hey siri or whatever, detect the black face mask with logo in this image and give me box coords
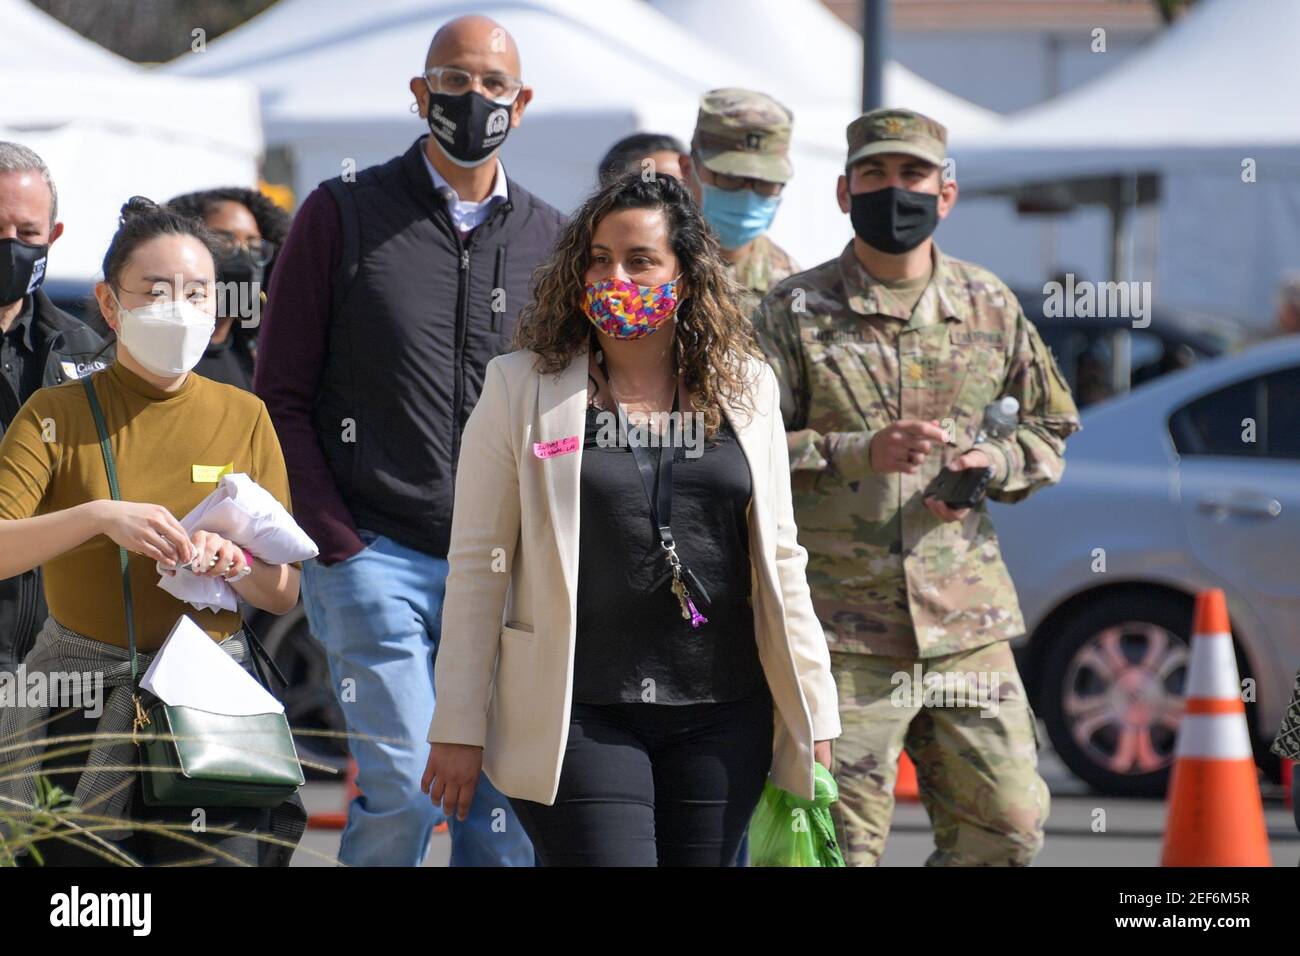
[0,237,49,305]
[426,90,512,168]
[849,186,940,255]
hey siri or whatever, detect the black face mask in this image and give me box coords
[426,90,512,167]
[849,186,940,255]
[0,237,49,305]
[217,249,265,320]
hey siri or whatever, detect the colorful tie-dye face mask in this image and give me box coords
[582,275,681,339]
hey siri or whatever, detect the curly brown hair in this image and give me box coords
[513,172,764,437]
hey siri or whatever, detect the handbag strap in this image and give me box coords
[81,375,141,684]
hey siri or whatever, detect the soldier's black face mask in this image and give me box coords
[0,236,49,305]
[425,89,512,168]
[849,186,939,255]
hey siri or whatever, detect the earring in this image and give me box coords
[410,101,419,114]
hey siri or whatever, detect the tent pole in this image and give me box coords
[1108,177,1129,283]
[862,0,888,111]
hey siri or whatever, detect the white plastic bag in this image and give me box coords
[158,473,318,612]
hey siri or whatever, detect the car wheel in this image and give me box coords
[1040,592,1193,797]
[248,603,350,780]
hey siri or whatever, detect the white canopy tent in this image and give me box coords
[0,0,263,283]
[164,0,1001,268]
[950,0,1300,326]
[648,0,1000,138]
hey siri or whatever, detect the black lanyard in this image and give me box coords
[617,385,680,552]
[612,382,712,625]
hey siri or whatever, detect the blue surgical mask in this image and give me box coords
[699,182,781,250]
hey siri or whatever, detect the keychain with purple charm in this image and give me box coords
[616,384,711,629]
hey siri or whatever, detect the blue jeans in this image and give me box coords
[300,529,534,867]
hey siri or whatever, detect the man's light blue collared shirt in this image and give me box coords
[420,136,509,234]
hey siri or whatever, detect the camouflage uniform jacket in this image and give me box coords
[730,233,800,320]
[752,241,1081,658]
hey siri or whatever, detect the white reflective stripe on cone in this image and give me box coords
[1184,633,1240,700]
[1174,713,1253,759]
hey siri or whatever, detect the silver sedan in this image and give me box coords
[993,336,1300,795]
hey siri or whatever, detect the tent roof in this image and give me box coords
[2,0,136,72]
[648,0,1001,139]
[167,0,788,124]
[953,0,1300,189]
[1,1,264,280]
[167,0,998,143]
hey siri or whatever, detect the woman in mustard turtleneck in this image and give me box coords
[0,197,302,866]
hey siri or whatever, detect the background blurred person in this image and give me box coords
[1275,271,1300,336]
[167,187,291,390]
[0,197,303,866]
[597,132,686,186]
[0,141,108,671]
[421,173,839,867]
[680,89,799,320]
[255,13,564,868]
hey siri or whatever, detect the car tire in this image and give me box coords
[1040,591,1195,797]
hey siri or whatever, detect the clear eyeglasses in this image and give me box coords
[423,67,523,105]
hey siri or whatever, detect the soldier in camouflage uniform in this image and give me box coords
[681,88,801,319]
[752,108,1081,866]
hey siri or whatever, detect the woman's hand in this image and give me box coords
[94,499,192,566]
[187,529,246,577]
[421,742,484,822]
[814,739,833,772]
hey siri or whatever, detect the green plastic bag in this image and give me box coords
[748,763,846,867]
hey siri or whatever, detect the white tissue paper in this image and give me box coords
[140,615,284,715]
[157,473,319,612]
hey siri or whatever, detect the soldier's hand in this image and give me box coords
[869,419,949,474]
[923,448,992,522]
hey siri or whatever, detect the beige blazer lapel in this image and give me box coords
[535,347,591,601]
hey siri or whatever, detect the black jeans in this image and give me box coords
[509,686,774,866]
[20,705,275,867]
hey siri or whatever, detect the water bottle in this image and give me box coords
[977,396,1019,443]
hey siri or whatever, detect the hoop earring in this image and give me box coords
[410,101,419,114]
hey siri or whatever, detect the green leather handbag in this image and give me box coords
[82,376,305,808]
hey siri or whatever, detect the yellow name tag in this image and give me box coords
[192,463,233,483]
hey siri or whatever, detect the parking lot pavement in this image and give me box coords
[291,742,1299,867]
[881,746,1299,867]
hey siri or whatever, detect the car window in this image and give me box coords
[1169,366,1300,459]
[1266,367,1300,459]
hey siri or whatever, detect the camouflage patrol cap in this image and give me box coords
[845,108,947,169]
[691,88,794,184]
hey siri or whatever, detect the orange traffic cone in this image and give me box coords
[895,751,919,801]
[1160,589,1271,866]
[308,757,360,830]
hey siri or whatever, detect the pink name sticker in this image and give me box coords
[533,435,580,459]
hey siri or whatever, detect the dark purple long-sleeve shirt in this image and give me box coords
[253,188,363,565]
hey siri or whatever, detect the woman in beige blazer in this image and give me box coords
[421,173,840,866]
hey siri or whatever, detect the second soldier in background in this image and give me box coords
[754,108,1081,866]
[681,89,800,320]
